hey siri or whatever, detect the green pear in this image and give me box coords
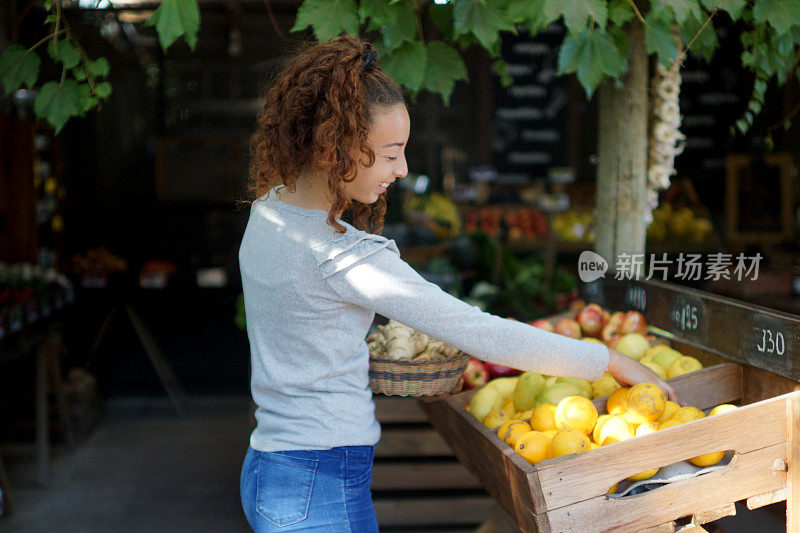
[534,382,585,407]
[469,386,502,422]
[652,349,683,370]
[485,376,519,399]
[545,376,558,387]
[512,372,545,412]
[555,377,592,398]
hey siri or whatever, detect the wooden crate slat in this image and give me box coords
[544,441,787,533]
[746,488,786,510]
[690,502,736,525]
[422,396,542,525]
[374,396,429,423]
[590,363,742,414]
[535,391,790,511]
[374,495,495,526]
[742,365,800,405]
[592,279,800,382]
[372,461,482,490]
[788,393,800,532]
[375,428,452,457]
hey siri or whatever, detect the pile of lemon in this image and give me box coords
[490,382,736,484]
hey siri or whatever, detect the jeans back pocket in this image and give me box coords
[256,451,318,527]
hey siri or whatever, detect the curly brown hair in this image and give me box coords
[249,35,405,234]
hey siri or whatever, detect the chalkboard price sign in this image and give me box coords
[581,279,605,307]
[625,283,647,313]
[744,314,791,374]
[669,293,706,338]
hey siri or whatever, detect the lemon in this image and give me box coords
[551,428,591,458]
[554,396,598,436]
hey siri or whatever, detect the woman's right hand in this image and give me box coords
[606,348,681,404]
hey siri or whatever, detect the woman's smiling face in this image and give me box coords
[344,104,410,205]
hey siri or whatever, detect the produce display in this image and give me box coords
[463,206,549,240]
[551,210,595,243]
[467,377,735,489]
[366,320,460,362]
[0,262,74,338]
[646,203,714,243]
[463,304,712,483]
[464,304,705,389]
[402,192,461,240]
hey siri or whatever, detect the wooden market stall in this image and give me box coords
[423,278,800,532]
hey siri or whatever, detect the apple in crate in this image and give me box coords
[555,319,582,339]
[575,305,605,337]
[529,319,554,332]
[484,362,521,378]
[601,312,624,342]
[620,311,648,335]
[462,358,489,389]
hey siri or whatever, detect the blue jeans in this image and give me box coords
[240,445,379,532]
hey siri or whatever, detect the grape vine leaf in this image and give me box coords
[700,0,746,20]
[34,80,82,133]
[680,11,719,62]
[659,0,702,25]
[358,0,393,31]
[508,0,557,34]
[381,40,428,93]
[381,1,417,50]
[95,81,113,99]
[453,0,515,51]
[753,0,800,35]
[145,0,200,51]
[87,57,110,77]
[428,2,454,42]
[47,39,81,69]
[608,0,634,26]
[545,0,608,34]
[292,0,359,42]
[0,44,41,95]
[422,41,467,105]
[558,30,626,98]
[644,15,678,66]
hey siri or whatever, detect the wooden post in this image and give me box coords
[788,394,800,532]
[595,18,649,274]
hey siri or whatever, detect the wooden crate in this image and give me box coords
[372,395,495,530]
[422,362,800,532]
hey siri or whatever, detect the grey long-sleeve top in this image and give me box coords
[238,187,609,452]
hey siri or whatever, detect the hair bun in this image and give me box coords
[361,49,378,70]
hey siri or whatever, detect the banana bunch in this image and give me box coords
[403,193,461,239]
[367,320,460,361]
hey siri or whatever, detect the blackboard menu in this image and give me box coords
[674,18,744,212]
[492,25,569,184]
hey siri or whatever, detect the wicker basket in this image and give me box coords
[369,351,470,397]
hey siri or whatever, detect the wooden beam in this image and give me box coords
[595,18,649,269]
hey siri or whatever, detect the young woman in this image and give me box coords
[238,35,677,532]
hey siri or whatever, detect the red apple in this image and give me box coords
[462,358,489,389]
[554,318,582,339]
[484,362,521,378]
[619,311,647,335]
[601,312,624,343]
[575,306,605,337]
[587,303,611,322]
[529,319,555,332]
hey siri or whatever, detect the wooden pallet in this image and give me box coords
[422,362,800,532]
[373,395,495,530]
